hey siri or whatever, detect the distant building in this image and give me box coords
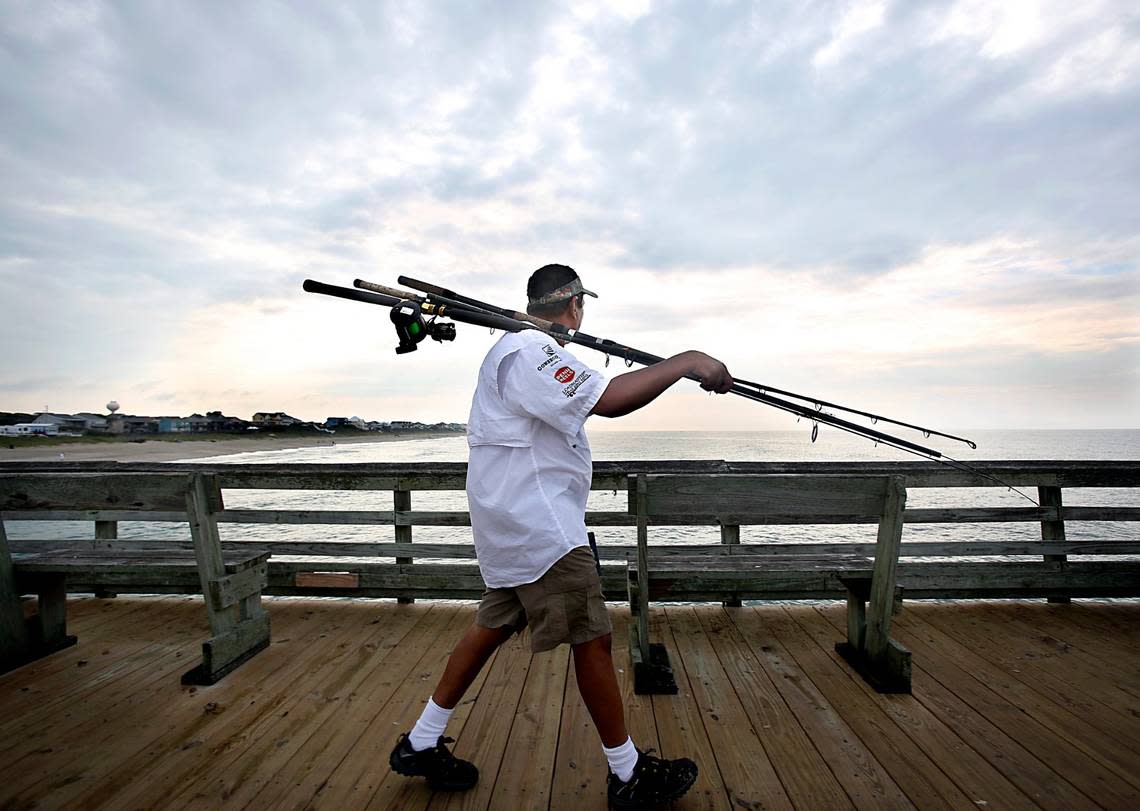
[157,416,191,433]
[324,417,349,429]
[31,413,87,434]
[107,415,158,435]
[252,412,300,428]
[74,412,109,433]
[0,423,60,436]
[203,411,248,432]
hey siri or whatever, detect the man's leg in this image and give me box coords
[572,633,627,747]
[432,621,514,708]
[391,621,515,791]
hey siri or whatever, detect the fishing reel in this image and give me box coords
[390,299,456,354]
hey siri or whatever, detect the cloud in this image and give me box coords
[0,1,1136,427]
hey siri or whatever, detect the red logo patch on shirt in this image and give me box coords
[554,366,576,384]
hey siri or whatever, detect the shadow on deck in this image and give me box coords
[1,596,1138,810]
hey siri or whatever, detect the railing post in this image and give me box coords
[720,523,741,607]
[635,475,650,664]
[94,520,118,598]
[1038,485,1069,604]
[394,489,413,604]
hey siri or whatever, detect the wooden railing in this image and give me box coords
[1,461,1138,601]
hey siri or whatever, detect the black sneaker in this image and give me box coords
[607,748,698,809]
[389,732,478,791]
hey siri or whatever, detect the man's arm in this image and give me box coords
[590,351,733,418]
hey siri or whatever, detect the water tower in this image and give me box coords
[106,400,120,415]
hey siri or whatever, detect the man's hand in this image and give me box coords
[685,351,733,393]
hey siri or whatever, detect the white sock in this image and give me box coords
[409,697,454,752]
[603,736,639,783]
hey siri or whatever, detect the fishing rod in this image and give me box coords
[380,276,977,450]
[303,277,1038,504]
[358,277,977,456]
[346,278,950,457]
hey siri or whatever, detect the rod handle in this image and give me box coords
[303,279,401,307]
[355,279,422,301]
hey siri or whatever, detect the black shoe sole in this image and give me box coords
[389,744,477,791]
[609,766,698,809]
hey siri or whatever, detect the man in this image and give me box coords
[390,264,733,809]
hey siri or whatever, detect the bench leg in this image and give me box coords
[627,557,676,694]
[36,574,77,652]
[628,621,678,695]
[845,587,866,650]
[2,574,77,675]
[836,581,910,693]
[184,587,270,685]
[182,612,271,686]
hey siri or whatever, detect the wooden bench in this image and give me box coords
[0,472,270,684]
[628,474,910,694]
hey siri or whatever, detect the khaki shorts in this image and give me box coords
[475,545,612,653]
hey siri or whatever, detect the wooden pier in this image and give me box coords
[1,594,1137,810]
[2,460,1138,808]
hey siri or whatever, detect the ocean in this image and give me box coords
[8,429,1138,555]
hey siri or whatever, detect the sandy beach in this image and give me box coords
[0,431,461,463]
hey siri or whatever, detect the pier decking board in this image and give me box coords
[890,605,1140,796]
[955,605,1140,717]
[814,606,1107,811]
[0,598,1137,810]
[0,600,200,751]
[912,604,1140,755]
[692,607,856,810]
[0,595,182,712]
[662,606,792,811]
[647,610,728,811]
[169,605,461,810]
[5,599,345,810]
[786,607,1046,810]
[730,608,945,811]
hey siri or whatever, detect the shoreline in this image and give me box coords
[0,431,462,463]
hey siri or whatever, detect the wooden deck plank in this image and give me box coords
[694,607,857,810]
[663,605,794,811]
[892,608,1140,792]
[428,627,536,811]
[361,612,500,811]
[293,603,469,808]
[548,609,657,807]
[870,606,1140,807]
[359,606,507,811]
[484,641,570,810]
[730,607,953,811]
[1071,601,1140,637]
[649,609,732,810]
[170,605,461,809]
[0,594,185,696]
[980,601,1140,681]
[55,597,385,807]
[911,603,1140,752]
[1,597,1137,811]
[0,602,221,806]
[0,595,194,722]
[786,606,1042,810]
[247,606,484,810]
[610,607,662,754]
[967,604,1140,707]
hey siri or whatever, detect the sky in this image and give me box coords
[1,0,1137,434]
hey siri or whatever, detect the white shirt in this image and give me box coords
[466,329,608,588]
